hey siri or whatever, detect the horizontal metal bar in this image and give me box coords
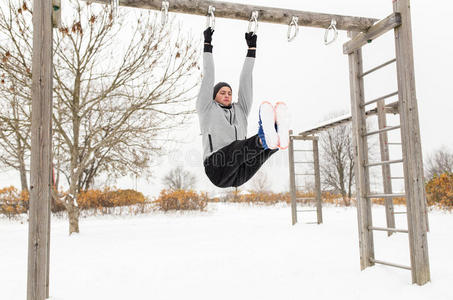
[305,222,320,225]
[366,159,403,168]
[370,258,411,271]
[393,211,407,214]
[364,125,401,137]
[293,150,313,152]
[361,58,397,77]
[391,177,405,179]
[387,142,402,145]
[295,173,315,176]
[297,210,317,212]
[366,193,406,198]
[362,91,399,107]
[368,226,408,233]
[294,161,314,164]
[296,197,316,200]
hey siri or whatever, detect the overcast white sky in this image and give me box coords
[1,0,452,197]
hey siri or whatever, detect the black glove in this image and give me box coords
[204,27,214,44]
[245,32,257,48]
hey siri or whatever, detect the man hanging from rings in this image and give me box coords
[197,26,290,188]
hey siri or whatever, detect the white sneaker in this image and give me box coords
[258,101,279,150]
[274,102,290,150]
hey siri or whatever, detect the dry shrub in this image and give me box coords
[372,197,406,206]
[425,173,453,210]
[78,188,146,209]
[154,189,207,211]
[0,186,28,218]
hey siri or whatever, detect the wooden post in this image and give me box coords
[393,0,430,285]
[52,0,61,28]
[312,138,323,224]
[348,32,374,270]
[288,130,298,225]
[27,0,53,299]
[377,100,396,236]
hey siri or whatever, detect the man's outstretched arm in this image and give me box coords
[238,32,257,118]
[197,28,215,113]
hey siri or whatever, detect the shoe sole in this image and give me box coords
[259,101,279,149]
[274,101,290,150]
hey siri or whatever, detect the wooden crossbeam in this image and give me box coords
[343,12,401,54]
[88,0,378,32]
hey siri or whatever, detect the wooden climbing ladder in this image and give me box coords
[288,131,322,225]
[344,0,430,285]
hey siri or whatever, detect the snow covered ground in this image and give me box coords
[1,203,452,300]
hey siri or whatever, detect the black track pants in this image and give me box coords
[203,134,278,188]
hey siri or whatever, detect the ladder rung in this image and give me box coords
[296,197,316,200]
[368,226,408,233]
[364,125,401,137]
[295,173,315,176]
[366,159,403,168]
[305,222,319,225]
[366,193,406,198]
[297,209,317,212]
[362,91,399,107]
[360,58,397,77]
[393,211,407,214]
[294,161,314,164]
[370,258,411,270]
[293,150,313,152]
[387,142,402,145]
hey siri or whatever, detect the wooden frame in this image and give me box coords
[288,132,322,225]
[28,1,430,297]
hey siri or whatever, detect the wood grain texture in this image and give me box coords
[288,131,298,225]
[28,0,53,299]
[393,0,430,285]
[312,139,323,224]
[343,12,401,54]
[87,0,377,31]
[377,100,396,236]
[347,31,374,270]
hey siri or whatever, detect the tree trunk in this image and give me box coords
[67,203,80,234]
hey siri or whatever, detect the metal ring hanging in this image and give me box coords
[161,0,169,26]
[206,6,215,30]
[324,19,338,45]
[287,16,299,42]
[248,11,259,34]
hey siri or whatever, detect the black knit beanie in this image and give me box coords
[213,82,232,100]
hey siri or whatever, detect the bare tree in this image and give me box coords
[320,124,355,206]
[425,147,453,179]
[0,0,200,233]
[162,166,197,191]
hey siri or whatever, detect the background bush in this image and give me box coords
[153,189,208,211]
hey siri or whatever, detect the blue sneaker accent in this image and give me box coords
[258,115,269,150]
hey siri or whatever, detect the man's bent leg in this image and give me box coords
[204,134,267,188]
[232,148,278,187]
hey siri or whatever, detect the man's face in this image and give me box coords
[214,86,232,106]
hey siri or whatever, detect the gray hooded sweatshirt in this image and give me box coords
[197,52,255,161]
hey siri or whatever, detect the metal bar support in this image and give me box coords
[366,159,403,168]
[362,91,399,107]
[364,125,401,137]
[371,259,412,270]
[361,58,397,77]
[368,226,408,233]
